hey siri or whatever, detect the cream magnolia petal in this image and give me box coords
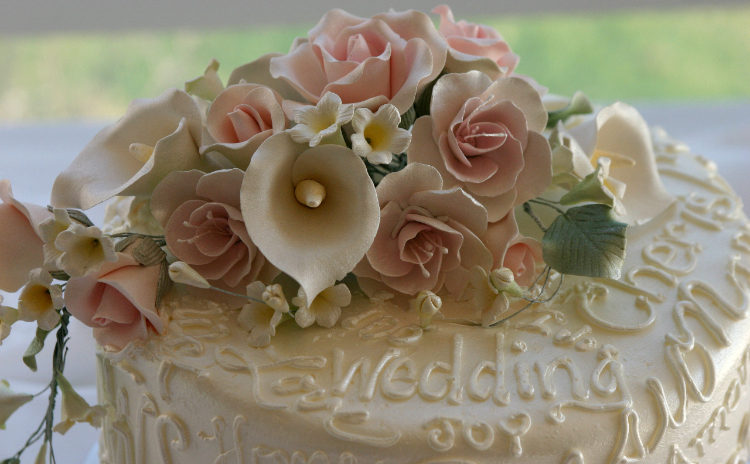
[430,71,492,134]
[242,132,379,306]
[228,53,305,102]
[376,162,443,208]
[52,89,204,210]
[592,103,676,224]
[485,77,548,133]
[513,131,553,206]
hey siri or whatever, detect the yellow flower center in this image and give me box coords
[364,123,388,151]
[21,285,53,314]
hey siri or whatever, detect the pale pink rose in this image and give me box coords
[409,72,552,222]
[503,236,543,288]
[433,5,519,79]
[354,163,493,298]
[0,180,52,292]
[65,252,164,350]
[151,169,278,302]
[269,9,447,114]
[202,83,287,170]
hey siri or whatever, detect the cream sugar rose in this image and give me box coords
[0,4,749,464]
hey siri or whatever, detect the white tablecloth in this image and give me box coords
[0,101,748,463]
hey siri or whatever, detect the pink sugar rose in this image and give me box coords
[269,8,447,114]
[409,72,552,222]
[65,252,164,350]
[354,163,493,298]
[0,180,52,292]
[433,5,519,79]
[151,169,278,303]
[503,235,543,288]
[202,83,287,170]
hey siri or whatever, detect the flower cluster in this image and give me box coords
[0,6,676,460]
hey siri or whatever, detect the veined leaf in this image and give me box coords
[542,204,627,279]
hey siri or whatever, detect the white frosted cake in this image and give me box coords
[93,147,750,464]
[1,5,748,464]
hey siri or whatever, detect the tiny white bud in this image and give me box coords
[489,267,524,298]
[168,262,210,289]
[261,284,290,313]
[412,290,442,328]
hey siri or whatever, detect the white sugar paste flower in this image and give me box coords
[18,269,63,331]
[410,290,442,328]
[0,296,19,345]
[292,283,351,329]
[469,265,522,327]
[0,380,33,430]
[563,102,675,224]
[351,104,412,164]
[290,92,354,147]
[38,208,74,270]
[241,132,379,308]
[102,196,164,237]
[54,224,117,278]
[51,89,206,210]
[168,262,211,289]
[53,371,106,435]
[238,281,289,347]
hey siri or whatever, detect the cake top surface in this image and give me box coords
[0,4,743,462]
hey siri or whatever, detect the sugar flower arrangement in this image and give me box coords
[0,5,674,462]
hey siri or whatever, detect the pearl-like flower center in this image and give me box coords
[295,179,327,208]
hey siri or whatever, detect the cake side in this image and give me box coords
[96,148,750,464]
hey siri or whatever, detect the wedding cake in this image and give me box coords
[0,5,748,464]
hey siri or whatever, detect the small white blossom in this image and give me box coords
[292,283,351,328]
[53,371,106,435]
[54,224,117,278]
[469,266,523,327]
[38,208,74,270]
[351,104,411,164]
[238,282,289,347]
[0,296,19,345]
[18,269,63,331]
[290,92,353,147]
[0,380,33,430]
[410,290,442,328]
[168,261,211,289]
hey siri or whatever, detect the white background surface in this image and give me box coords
[0,101,749,462]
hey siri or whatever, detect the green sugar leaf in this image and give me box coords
[542,204,627,279]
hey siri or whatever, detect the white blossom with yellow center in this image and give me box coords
[290,92,354,147]
[38,207,74,270]
[237,281,290,347]
[351,104,412,165]
[17,268,63,331]
[53,370,106,435]
[292,283,351,328]
[54,224,116,278]
[0,296,19,345]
